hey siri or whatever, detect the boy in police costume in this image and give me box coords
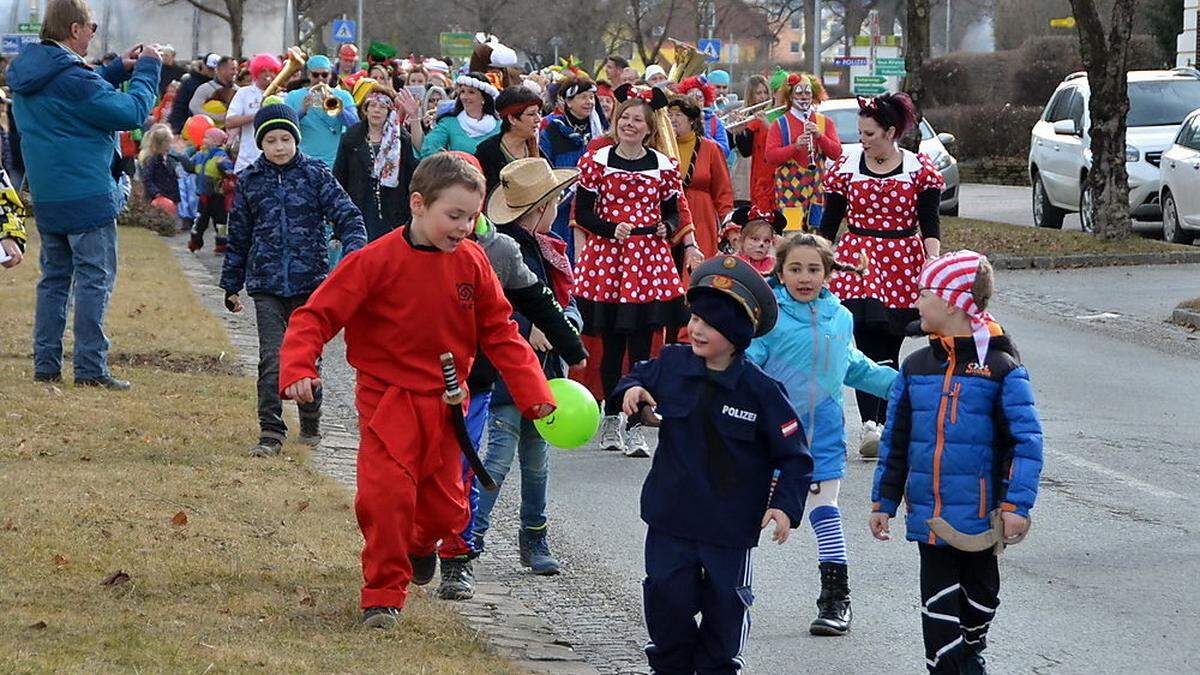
[617,256,814,673]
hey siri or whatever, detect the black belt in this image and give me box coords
[848,225,919,239]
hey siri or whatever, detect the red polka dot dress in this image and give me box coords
[573,146,688,333]
[822,148,945,332]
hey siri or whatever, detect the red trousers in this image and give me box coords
[354,379,470,609]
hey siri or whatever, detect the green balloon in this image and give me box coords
[534,378,601,449]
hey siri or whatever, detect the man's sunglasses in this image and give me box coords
[311,71,332,80]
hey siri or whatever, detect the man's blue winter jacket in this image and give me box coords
[872,328,1044,546]
[220,152,367,298]
[7,42,160,234]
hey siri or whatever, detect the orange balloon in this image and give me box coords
[183,114,216,147]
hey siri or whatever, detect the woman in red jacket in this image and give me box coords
[667,95,733,258]
[732,74,778,214]
[764,72,841,233]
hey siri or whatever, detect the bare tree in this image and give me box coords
[1069,0,1136,239]
[903,0,931,110]
[161,0,246,59]
[626,0,685,66]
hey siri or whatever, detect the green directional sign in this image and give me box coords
[876,57,906,76]
[853,75,887,95]
[439,32,474,59]
[18,22,40,33]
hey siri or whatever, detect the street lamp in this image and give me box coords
[550,36,563,65]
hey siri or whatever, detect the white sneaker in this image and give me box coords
[599,414,626,452]
[859,421,881,460]
[624,425,651,458]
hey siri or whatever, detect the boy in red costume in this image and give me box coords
[277,152,555,629]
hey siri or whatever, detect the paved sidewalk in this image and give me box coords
[170,236,599,674]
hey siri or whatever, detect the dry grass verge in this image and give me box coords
[0,227,518,673]
[941,217,1192,259]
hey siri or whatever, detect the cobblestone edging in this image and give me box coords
[167,236,600,674]
[991,250,1200,270]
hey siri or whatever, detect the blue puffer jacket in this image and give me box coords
[220,152,367,298]
[747,285,896,481]
[7,43,160,234]
[872,327,1044,546]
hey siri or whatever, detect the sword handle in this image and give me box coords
[440,352,465,404]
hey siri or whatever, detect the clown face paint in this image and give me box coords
[791,81,813,114]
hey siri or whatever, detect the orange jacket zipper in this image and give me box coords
[929,339,956,544]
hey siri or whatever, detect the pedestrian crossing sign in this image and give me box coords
[332,19,356,43]
[698,38,722,63]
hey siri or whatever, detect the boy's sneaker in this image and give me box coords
[187,234,203,252]
[361,606,401,629]
[409,552,437,586]
[598,414,626,452]
[298,418,321,446]
[249,438,282,458]
[436,555,474,600]
[624,425,650,458]
[859,421,881,460]
[518,526,561,575]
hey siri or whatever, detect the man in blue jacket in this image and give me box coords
[8,0,162,390]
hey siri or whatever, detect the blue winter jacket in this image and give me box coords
[871,328,1044,546]
[7,43,160,234]
[220,152,367,298]
[747,285,896,482]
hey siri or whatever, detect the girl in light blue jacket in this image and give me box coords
[746,233,897,637]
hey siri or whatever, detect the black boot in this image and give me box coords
[810,562,852,636]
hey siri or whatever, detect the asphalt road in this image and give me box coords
[958,183,1163,236]
[490,262,1200,674]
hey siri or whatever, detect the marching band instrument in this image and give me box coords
[263,46,306,98]
[665,39,709,83]
[310,83,343,117]
[718,99,773,123]
[724,105,786,131]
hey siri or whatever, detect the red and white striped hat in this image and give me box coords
[918,250,994,364]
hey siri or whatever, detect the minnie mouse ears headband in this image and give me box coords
[729,204,786,236]
[613,83,669,111]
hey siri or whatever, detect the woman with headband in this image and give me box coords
[418,71,500,157]
[474,86,543,193]
[540,74,606,260]
[334,84,418,242]
[818,92,945,459]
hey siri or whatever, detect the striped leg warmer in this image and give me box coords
[809,505,848,565]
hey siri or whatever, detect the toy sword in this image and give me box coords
[440,353,497,491]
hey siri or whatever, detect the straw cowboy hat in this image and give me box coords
[485,158,579,225]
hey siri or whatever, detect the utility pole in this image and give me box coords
[192,8,200,59]
[944,0,952,54]
[810,0,822,77]
[357,0,364,48]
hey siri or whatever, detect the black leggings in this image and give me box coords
[853,324,905,424]
[601,328,655,415]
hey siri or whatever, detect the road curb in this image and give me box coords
[991,251,1200,270]
[1170,307,1200,330]
[167,235,599,675]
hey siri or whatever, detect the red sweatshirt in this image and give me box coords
[764,110,841,169]
[278,228,553,415]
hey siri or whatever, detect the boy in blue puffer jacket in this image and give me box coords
[746,233,896,637]
[869,250,1043,675]
[220,103,367,458]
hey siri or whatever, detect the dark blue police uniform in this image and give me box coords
[615,345,813,674]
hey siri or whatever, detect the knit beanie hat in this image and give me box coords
[253,103,301,148]
[688,290,753,352]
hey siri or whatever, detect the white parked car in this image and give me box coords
[1159,108,1200,244]
[1028,68,1200,231]
[818,98,960,216]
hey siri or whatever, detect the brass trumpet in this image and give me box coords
[311,83,343,117]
